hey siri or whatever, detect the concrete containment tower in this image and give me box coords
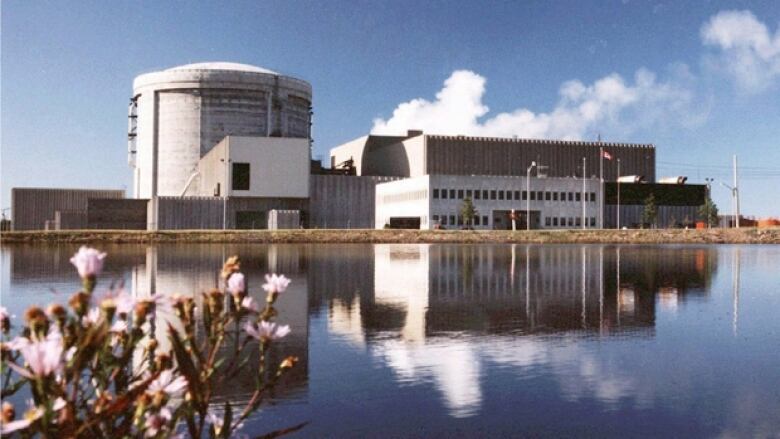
[128,62,312,198]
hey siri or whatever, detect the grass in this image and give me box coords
[2,227,779,244]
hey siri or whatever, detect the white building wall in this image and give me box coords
[198,136,309,199]
[375,175,431,228]
[375,175,602,230]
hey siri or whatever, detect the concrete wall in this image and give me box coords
[375,176,431,228]
[309,175,399,228]
[268,210,301,230]
[11,188,124,230]
[132,64,312,198]
[149,196,307,230]
[362,135,426,177]
[198,136,310,198]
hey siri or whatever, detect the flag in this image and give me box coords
[602,150,613,160]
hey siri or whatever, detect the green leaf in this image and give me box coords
[168,324,202,405]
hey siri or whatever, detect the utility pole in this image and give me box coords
[705,177,714,228]
[582,157,586,229]
[526,161,536,231]
[733,154,740,228]
[617,158,621,230]
[599,142,604,229]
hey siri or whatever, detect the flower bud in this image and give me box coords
[206,289,224,316]
[134,300,153,321]
[0,307,10,334]
[220,256,241,279]
[155,353,172,371]
[24,306,48,336]
[68,292,90,317]
[280,356,299,371]
[1,401,14,423]
[100,298,117,322]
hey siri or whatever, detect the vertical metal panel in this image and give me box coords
[11,188,124,230]
[424,136,654,181]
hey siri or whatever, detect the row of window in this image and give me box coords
[433,214,489,227]
[381,189,428,204]
[432,188,596,203]
[546,217,597,227]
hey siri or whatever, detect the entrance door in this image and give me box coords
[388,217,421,229]
[236,211,266,229]
[492,210,540,230]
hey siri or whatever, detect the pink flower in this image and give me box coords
[69,246,107,278]
[103,289,135,315]
[241,297,259,312]
[110,320,128,333]
[244,320,290,342]
[261,274,291,294]
[148,370,188,398]
[144,407,172,437]
[18,335,64,377]
[81,308,101,327]
[227,272,246,295]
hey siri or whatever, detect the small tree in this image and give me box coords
[460,197,478,229]
[642,194,658,229]
[698,196,719,228]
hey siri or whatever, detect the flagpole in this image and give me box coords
[599,145,604,229]
[617,158,621,230]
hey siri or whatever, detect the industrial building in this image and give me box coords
[10,62,707,231]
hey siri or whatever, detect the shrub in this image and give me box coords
[0,247,299,438]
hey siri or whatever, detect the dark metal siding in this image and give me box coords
[11,188,124,230]
[424,136,655,181]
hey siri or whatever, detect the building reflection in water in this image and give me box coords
[322,244,717,418]
[5,243,720,421]
[129,244,310,406]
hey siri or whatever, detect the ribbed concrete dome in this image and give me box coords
[165,62,279,75]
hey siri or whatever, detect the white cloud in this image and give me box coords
[701,10,780,92]
[371,67,701,140]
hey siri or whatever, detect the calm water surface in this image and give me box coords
[1,243,779,438]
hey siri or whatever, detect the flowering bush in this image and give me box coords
[0,247,299,438]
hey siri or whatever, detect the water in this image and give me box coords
[2,243,779,437]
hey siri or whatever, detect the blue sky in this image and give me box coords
[2,0,779,217]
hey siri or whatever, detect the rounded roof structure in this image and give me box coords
[133,61,311,94]
[165,62,278,75]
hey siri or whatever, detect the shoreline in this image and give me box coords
[1,228,779,244]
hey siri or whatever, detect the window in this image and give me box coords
[590,217,596,227]
[441,216,447,225]
[560,192,566,201]
[530,191,536,201]
[433,215,440,222]
[232,163,250,191]
[491,190,497,200]
[475,190,481,200]
[537,191,543,201]
[449,189,456,199]
[522,191,528,200]
[458,189,464,199]
[546,192,552,201]
[441,189,448,199]
[576,192,581,202]
[449,215,456,225]
[590,192,596,202]
[576,217,581,226]
[514,190,520,200]
[545,217,551,226]
[551,192,557,201]
[568,217,573,226]
[568,192,574,202]
[466,190,472,198]
[474,216,480,226]
[433,189,440,199]
[560,217,566,227]
[498,190,505,200]
[553,217,559,226]
[483,215,489,226]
